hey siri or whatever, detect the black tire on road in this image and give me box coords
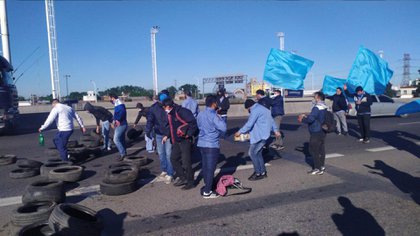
[67,140,79,148]
[100,180,137,196]
[0,154,17,166]
[22,180,65,204]
[48,203,103,236]
[10,168,40,179]
[40,161,73,177]
[16,159,43,169]
[108,162,139,172]
[46,158,63,163]
[48,166,83,182]
[12,201,56,227]
[124,155,148,168]
[79,139,100,148]
[17,221,55,236]
[104,166,138,184]
[45,148,60,158]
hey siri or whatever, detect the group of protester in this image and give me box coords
[38,84,373,198]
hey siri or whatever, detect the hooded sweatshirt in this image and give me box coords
[302,101,328,134]
[84,102,113,126]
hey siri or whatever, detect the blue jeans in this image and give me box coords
[113,124,127,157]
[53,130,73,161]
[249,139,266,174]
[102,120,111,149]
[155,134,174,176]
[200,147,219,194]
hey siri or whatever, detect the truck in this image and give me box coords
[0,55,19,134]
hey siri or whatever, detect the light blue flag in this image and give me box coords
[263,48,314,90]
[322,75,347,96]
[395,100,420,116]
[347,46,393,95]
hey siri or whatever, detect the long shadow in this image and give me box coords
[295,142,312,168]
[7,112,51,135]
[364,160,420,205]
[331,196,385,236]
[280,123,301,131]
[370,130,420,158]
[278,232,299,236]
[98,208,127,236]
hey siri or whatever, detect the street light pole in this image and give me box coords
[64,74,70,98]
[150,26,159,96]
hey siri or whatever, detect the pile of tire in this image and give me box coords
[100,163,139,196]
[123,155,148,169]
[18,203,103,236]
[127,127,143,140]
[10,158,43,179]
[79,130,102,148]
[0,154,17,166]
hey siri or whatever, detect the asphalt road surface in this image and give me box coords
[0,113,419,235]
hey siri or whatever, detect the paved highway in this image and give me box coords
[0,113,419,235]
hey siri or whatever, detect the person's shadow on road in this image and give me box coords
[370,130,420,159]
[98,208,127,236]
[365,160,420,205]
[331,196,385,236]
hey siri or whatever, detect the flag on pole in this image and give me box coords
[263,48,314,90]
[347,46,393,95]
[322,75,347,96]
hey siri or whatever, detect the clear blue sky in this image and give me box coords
[5,0,420,97]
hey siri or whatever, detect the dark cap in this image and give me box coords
[355,86,363,92]
[136,103,144,109]
[244,99,256,109]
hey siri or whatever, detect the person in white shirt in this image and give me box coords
[39,99,86,161]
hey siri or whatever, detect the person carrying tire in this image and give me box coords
[162,98,198,190]
[109,94,128,161]
[39,99,86,161]
[84,102,113,151]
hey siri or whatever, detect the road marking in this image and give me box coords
[398,121,420,126]
[366,146,396,152]
[0,163,270,207]
[325,153,345,159]
[127,147,145,151]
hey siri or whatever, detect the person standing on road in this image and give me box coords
[270,89,285,151]
[109,94,127,161]
[145,90,175,184]
[133,102,149,128]
[84,102,113,151]
[235,99,280,181]
[39,99,86,161]
[162,98,198,190]
[197,95,227,198]
[256,89,272,110]
[344,85,373,143]
[182,91,199,118]
[216,88,230,123]
[298,92,328,175]
[328,87,349,136]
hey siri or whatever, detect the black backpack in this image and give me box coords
[321,109,337,133]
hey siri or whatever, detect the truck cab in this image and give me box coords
[0,56,19,133]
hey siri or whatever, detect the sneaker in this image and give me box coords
[320,166,326,171]
[203,191,219,199]
[116,156,125,162]
[317,170,324,175]
[276,145,285,151]
[158,172,167,180]
[164,175,173,184]
[173,177,187,187]
[261,172,268,178]
[107,147,112,151]
[181,183,195,190]
[342,132,348,136]
[248,173,265,181]
[308,169,320,175]
[358,138,364,142]
[363,139,370,144]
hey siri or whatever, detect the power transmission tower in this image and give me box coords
[45,0,60,99]
[402,53,411,87]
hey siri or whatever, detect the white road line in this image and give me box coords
[416,142,420,145]
[126,147,145,151]
[325,153,345,159]
[366,146,396,152]
[398,121,420,126]
[0,196,22,207]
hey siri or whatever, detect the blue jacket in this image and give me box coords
[258,96,272,110]
[197,107,227,148]
[271,95,285,117]
[302,103,327,134]
[145,102,170,138]
[113,103,127,126]
[182,96,200,117]
[239,103,278,144]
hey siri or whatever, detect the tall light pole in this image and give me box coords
[150,26,159,95]
[277,32,285,51]
[64,74,70,98]
[45,0,61,100]
[90,80,97,103]
[0,0,12,65]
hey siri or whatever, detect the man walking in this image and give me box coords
[84,102,113,151]
[328,87,349,135]
[298,92,328,175]
[145,90,174,184]
[235,99,280,181]
[109,94,127,161]
[255,89,272,110]
[344,85,373,143]
[197,95,226,198]
[39,99,86,161]
[182,91,199,117]
[162,98,198,190]
[270,89,285,150]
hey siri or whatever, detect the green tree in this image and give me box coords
[68,92,87,101]
[99,85,153,98]
[166,86,177,98]
[178,84,199,98]
[384,83,396,97]
[18,96,26,101]
[38,94,53,101]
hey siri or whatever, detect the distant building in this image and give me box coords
[83,91,97,102]
[246,78,270,96]
[400,86,416,98]
[409,78,420,87]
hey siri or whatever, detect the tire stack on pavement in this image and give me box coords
[123,155,148,169]
[100,163,139,196]
[0,154,17,166]
[18,203,103,236]
[10,158,43,179]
